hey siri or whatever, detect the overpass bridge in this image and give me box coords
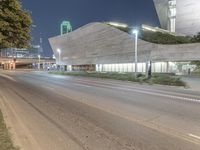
[0,57,56,70]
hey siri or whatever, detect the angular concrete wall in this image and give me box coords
[176,0,200,35]
[49,22,200,65]
[153,0,168,30]
[153,0,200,35]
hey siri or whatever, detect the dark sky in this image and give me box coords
[21,0,159,57]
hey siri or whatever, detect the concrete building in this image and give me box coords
[49,22,200,74]
[153,0,200,35]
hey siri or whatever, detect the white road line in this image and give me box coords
[189,134,200,140]
[0,74,17,82]
[73,83,92,88]
[38,75,200,104]
[77,78,200,100]
[74,80,200,103]
[115,86,200,103]
[51,75,67,79]
[42,86,55,91]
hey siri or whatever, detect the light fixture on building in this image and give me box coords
[107,22,128,28]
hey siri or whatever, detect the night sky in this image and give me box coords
[21,0,159,57]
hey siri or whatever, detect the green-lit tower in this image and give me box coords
[60,21,72,35]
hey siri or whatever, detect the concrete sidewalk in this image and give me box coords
[182,76,200,91]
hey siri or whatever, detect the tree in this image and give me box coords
[191,61,200,70]
[0,0,32,49]
[192,32,200,42]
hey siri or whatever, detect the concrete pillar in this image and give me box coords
[64,65,67,71]
[146,62,149,78]
[43,62,45,70]
[146,61,152,79]
[6,63,8,70]
[4,63,6,70]
[9,63,11,70]
[13,63,16,70]
[38,63,40,70]
[166,61,169,73]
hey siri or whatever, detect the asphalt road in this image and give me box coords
[0,71,200,150]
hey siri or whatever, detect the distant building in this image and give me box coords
[0,45,41,58]
[153,0,200,35]
[60,21,72,35]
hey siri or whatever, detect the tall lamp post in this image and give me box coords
[132,29,138,77]
[38,54,41,70]
[57,48,61,71]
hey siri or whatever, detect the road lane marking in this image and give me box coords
[51,75,67,79]
[73,83,93,88]
[189,134,200,140]
[72,79,200,103]
[116,86,200,103]
[39,84,200,145]
[31,73,200,103]
[20,73,200,104]
[0,74,17,82]
[76,78,200,101]
[17,74,200,145]
[41,86,55,91]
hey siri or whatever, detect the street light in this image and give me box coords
[38,55,41,70]
[57,48,61,71]
[132,29,138,77]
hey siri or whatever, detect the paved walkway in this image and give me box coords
[182,76,200,91]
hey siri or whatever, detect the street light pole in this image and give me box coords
[57,48,61,71]
[132,30,138,77]
[38,55,41,70]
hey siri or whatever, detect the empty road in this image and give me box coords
[0,71,200,150]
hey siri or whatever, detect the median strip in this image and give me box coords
[49,71,186,87]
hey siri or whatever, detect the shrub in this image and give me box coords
[106,22,200,44]
[140,31,192,44]
[49,71,186,87]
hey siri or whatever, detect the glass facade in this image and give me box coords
[96,62,167,73]
[94,62,196,75]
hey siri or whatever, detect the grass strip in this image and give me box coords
[0,110,19,150]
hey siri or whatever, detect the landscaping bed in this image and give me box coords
[49,71,186,87]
